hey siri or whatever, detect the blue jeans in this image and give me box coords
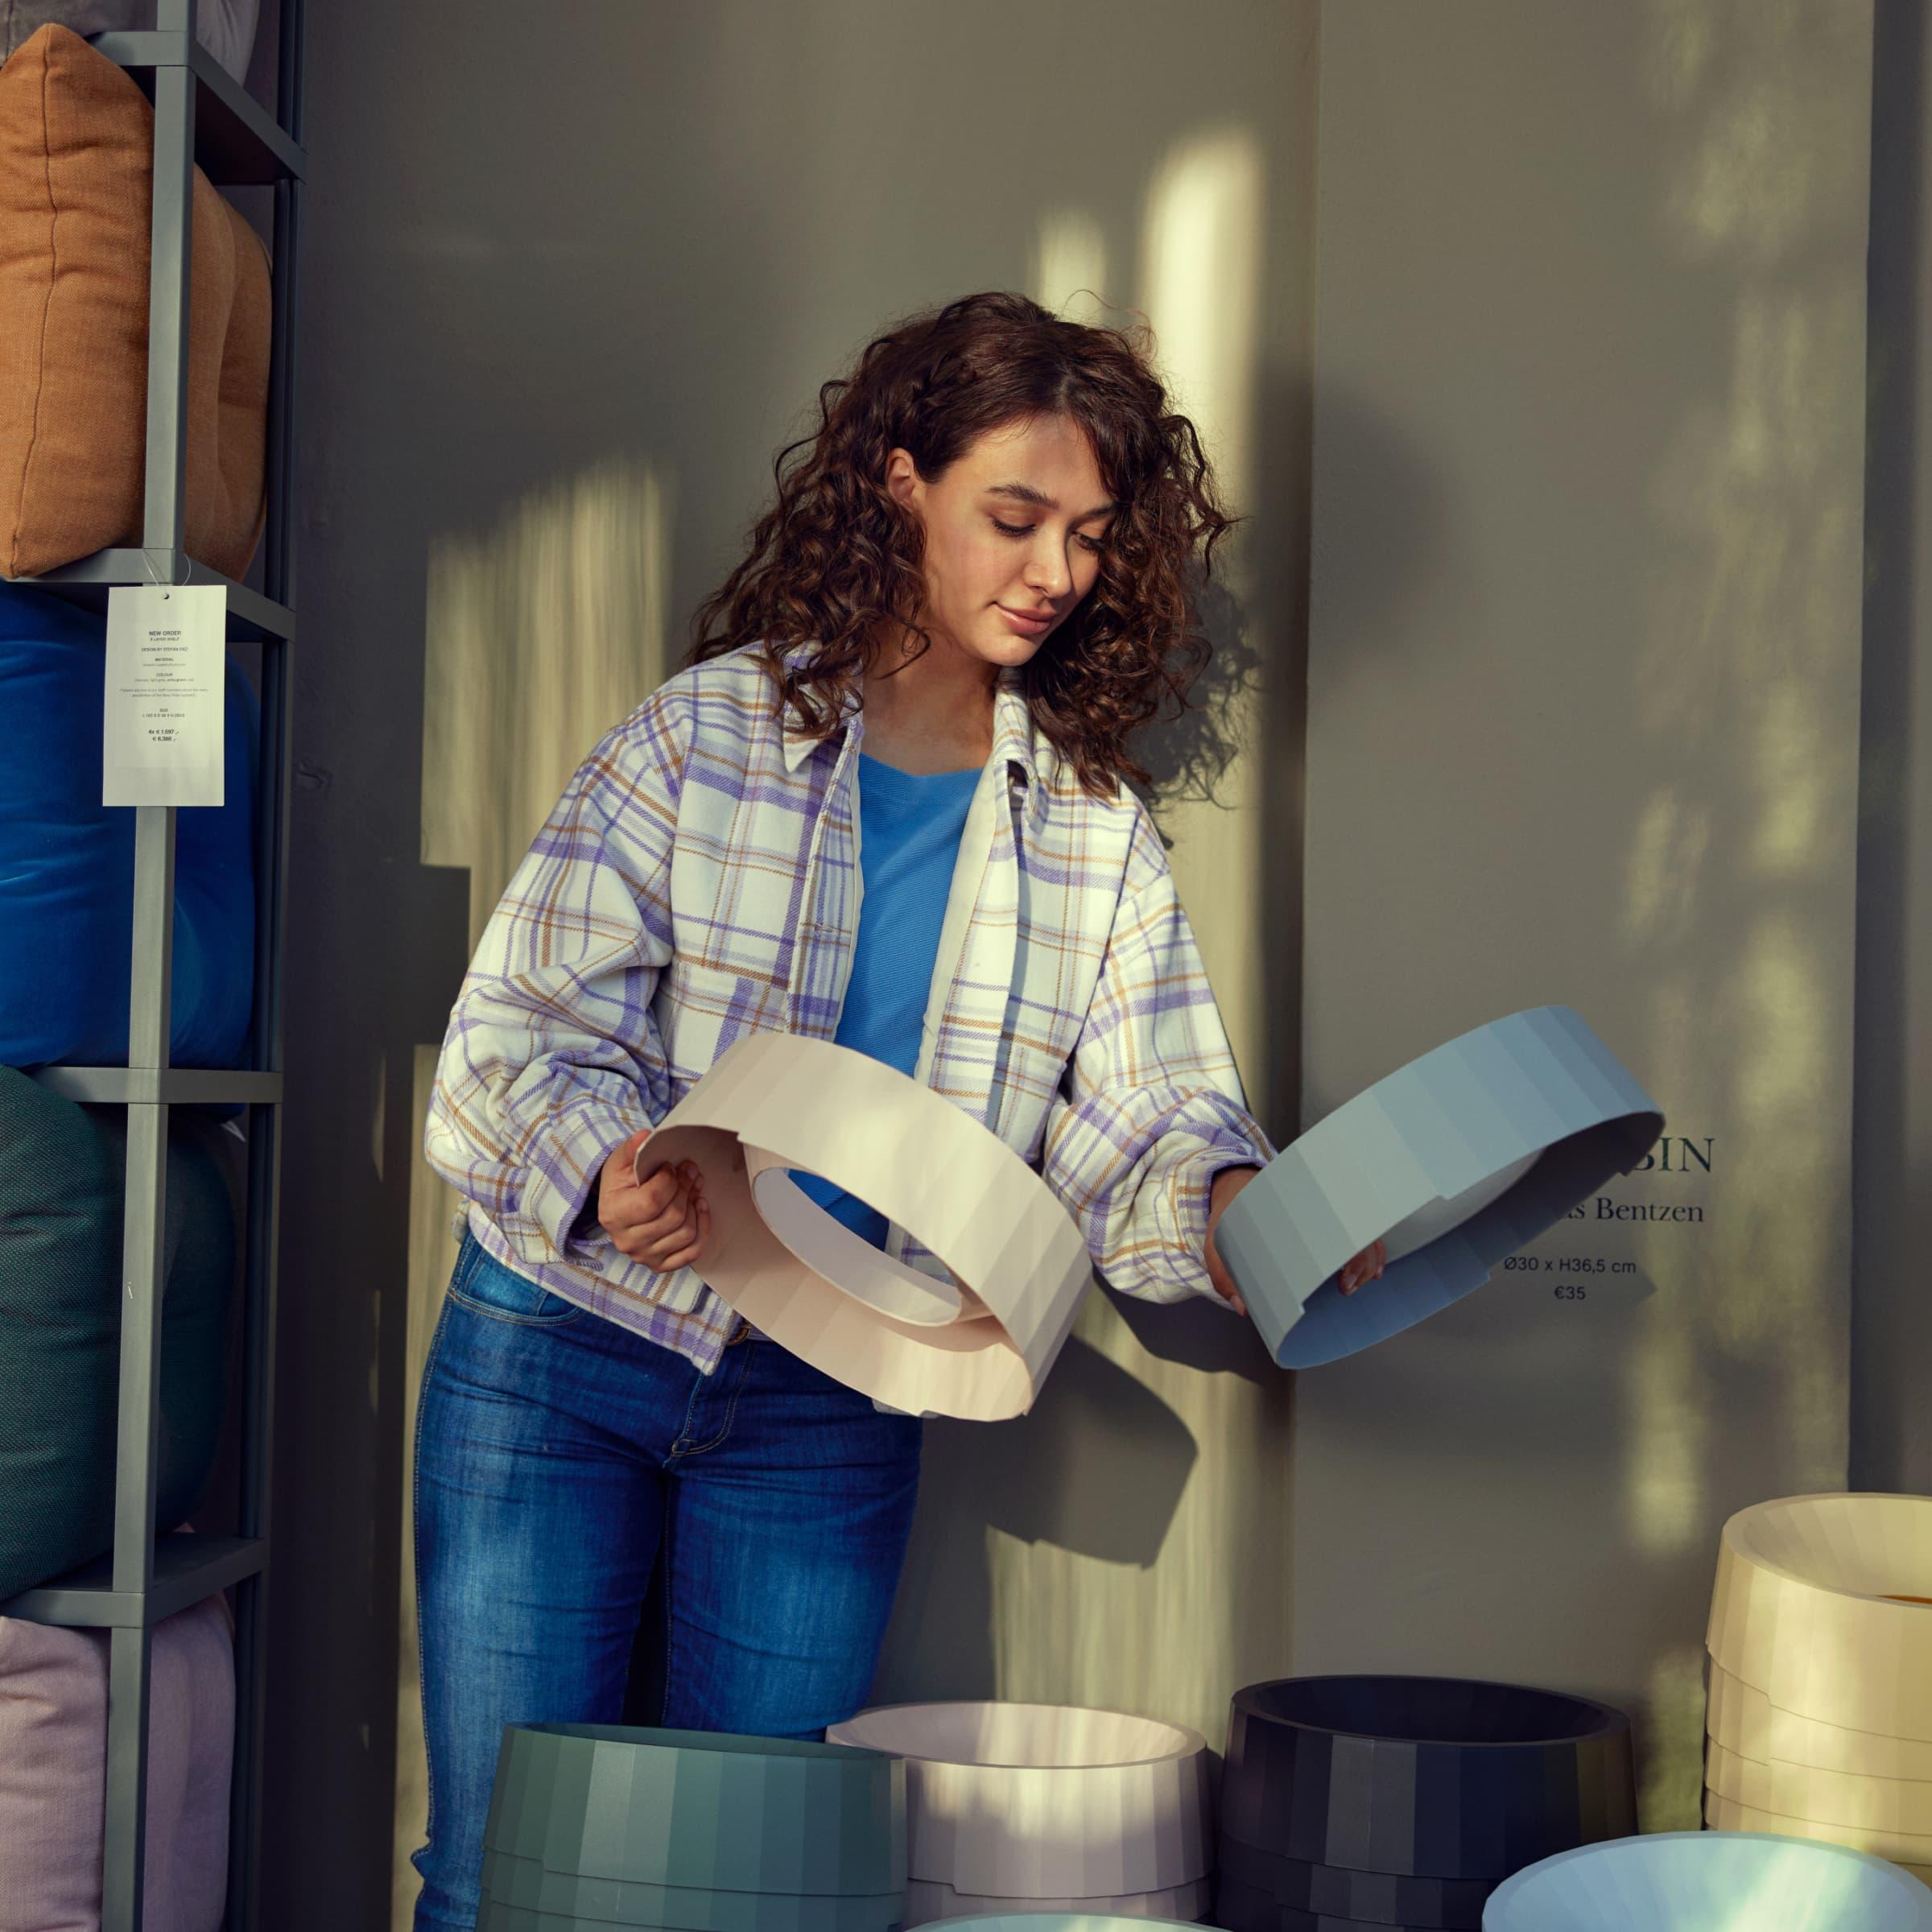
[410,1230,924,1931]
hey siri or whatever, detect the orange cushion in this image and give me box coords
[0,24,270,581]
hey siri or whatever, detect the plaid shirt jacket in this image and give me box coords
[424,642,1277,1376]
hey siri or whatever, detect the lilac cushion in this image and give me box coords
[0,1585,233,1930]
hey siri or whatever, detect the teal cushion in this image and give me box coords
[0,1068,235,1601]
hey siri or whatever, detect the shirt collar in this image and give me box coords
[776,642,852,772]
[775,642,1046,810]
[990,667,1042,799]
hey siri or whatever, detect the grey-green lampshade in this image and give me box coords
[476,1912,877,1932]
[477,1908,587,1932]
[482,1724,906,1897]
[477,1909,779,1932]
[924,1919,1205,1932]
[479,1849,906,1932]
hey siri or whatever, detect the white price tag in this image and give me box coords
[102,584,226,807]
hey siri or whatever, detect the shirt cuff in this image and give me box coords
[529,1098,687,1308]
[1163,1145,1272,1303]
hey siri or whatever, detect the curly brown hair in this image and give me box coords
[683,291,1242,799]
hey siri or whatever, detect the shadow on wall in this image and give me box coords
[811,1323,1208,1710]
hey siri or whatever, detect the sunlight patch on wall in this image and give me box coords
[420,456,675,945]
[369,1046,386,1185]
[1134,124,1268,1091]
[1031,208,1113,327]
[1137,128,1265,517]
[1640,1643,1710,1828]
[1624,1308,1706,1558]
[1747,679,1839,877]
[1622,975,1711,1563]
[1624,789,1714,944]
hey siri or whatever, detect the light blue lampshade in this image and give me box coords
[1482,1831,1932,1930]
[1216,1005,1663,1368]
[933,1919,1205,1932]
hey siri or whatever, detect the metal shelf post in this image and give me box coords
[0,0,304,1924]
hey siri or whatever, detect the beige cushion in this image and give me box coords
[0,23,270,581]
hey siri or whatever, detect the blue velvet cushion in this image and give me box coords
[0,583,256,1068]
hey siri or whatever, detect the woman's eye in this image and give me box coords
[991,519,1106,554]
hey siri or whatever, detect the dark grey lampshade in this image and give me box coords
[1216,1843,1486,1927]
[1220,1677,1635,1885]
[1213,1886,1431,1932]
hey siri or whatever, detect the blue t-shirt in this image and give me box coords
[787,751,980,1246]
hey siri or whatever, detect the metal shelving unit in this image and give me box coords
[0,3,303,1926]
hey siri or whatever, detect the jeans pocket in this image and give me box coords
[448,1234,584,1327]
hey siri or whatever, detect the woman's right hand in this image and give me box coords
[597,1127,712,1271]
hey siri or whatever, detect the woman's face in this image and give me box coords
[883,413,1113,674]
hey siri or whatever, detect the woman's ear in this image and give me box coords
[883,445,919,511]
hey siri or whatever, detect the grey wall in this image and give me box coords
[1852,0,1932,1499]
[274,5,1319,1925]
[266,0,1927,1917]
[1291,0,1872,1828]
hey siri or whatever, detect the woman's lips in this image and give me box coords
[997,605,1053,634]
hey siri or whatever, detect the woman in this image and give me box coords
[413,290,1385,1929]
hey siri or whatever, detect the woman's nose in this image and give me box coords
[1026,553,1070,597]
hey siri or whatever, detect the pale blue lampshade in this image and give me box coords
[1482,1830,1932,1930]
[934,1919,1205,1932]
[1216,1005,1663,1368]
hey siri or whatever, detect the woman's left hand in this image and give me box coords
[1338,1236,1388,1295]
[1204,1166,1260,1315]
[1205,1166,1387,1316]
